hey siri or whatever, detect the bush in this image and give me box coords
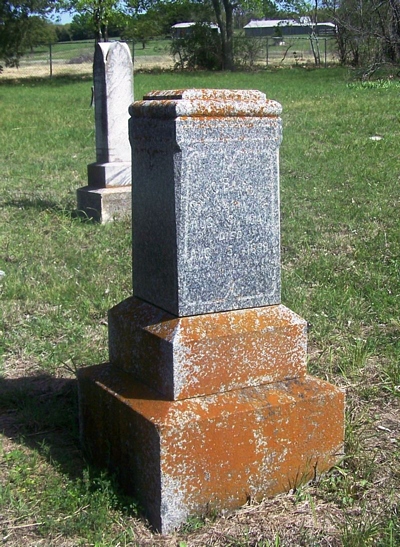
[170,23,222,71]
[234,33,265,68]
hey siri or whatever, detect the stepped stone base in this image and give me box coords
[78,363,344,533]
[76,186,131,223]
[108,297,308,400]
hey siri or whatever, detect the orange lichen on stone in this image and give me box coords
[78,363,345,534]
[129,89,282,119]
[78,87,345,535]
[108,297,308,400]
[143,89,267,101]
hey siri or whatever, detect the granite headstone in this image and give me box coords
[130,89,282,316]
[78,88,345,534]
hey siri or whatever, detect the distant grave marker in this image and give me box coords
[77,41,133,223]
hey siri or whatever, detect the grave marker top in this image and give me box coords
[93,42,133,164]
[130,88,282,317]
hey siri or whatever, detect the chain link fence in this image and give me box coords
[0,36,337,79]
[240,36,338,68]
[1,40,176,79]
[274,36,337,67]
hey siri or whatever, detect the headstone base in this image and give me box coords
[108,297,308,400]
[78,363,344,534]
[76,186,131,223]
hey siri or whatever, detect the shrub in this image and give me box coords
[234,33,265,68]
[170,23,222,71]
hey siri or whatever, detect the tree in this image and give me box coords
[210,0,235,69]
[121,13,161,47]
[24,16,58,50]
[322,0,400,69]
[124,0,268,69]
[54,22,72,40]
[69,12,96,39]
[60,0,125,41]
[171,22,222,69]
[196,0,272,70]
[124,0,214,36]
[0,0,58,68]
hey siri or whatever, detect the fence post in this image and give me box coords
[49,43,53,78]
[324,38,327,68]
[266,37,269,67]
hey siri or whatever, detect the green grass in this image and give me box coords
[0,67,399,545]
[24,41,96,62]
[20,38,170,64]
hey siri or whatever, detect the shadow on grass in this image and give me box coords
[0,372,142,528]
[0,374,84,479]
[3,197,67,212]
[3,197,98,224]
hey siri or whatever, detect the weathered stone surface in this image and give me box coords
[130,89,282,316]
[78,363,345,534]
[78,41,133,222]
[87,162,131,188]
[93,42,133,165]
[135,88,282,118]
[109,296,307,400]
[77,186,131,223]
[78,88,345,534]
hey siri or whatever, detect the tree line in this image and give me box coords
[1,0,399,73]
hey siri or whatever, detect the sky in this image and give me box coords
[51,11,75,25]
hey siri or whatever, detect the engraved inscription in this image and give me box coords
[177,139,280,311]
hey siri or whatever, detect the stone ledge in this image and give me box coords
[78,363,345,533]
[109,297,308,400]
[76,185,131,223]
[130,88,282,119]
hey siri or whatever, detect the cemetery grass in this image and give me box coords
[0,68,399,546]
[27,39,170,63]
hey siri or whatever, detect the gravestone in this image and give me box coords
[76,41,133,223]
[78,89,345,533]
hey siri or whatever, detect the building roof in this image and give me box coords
[171,22,219,30]
[244,19,299,29]
[244,19,335,29]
